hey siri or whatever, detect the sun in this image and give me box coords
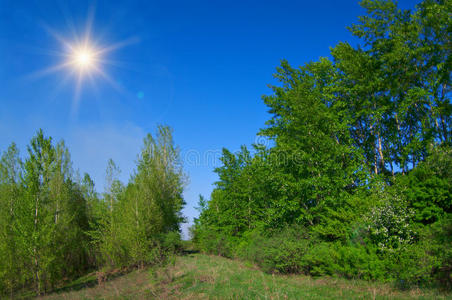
[71,46,98,72]
[29,7,137,113]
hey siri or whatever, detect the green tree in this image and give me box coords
[0,143,22,296]
[11,130,90,294]
[91,125,186,269]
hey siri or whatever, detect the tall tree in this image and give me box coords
[91,125,186,269]
[0,143,22,296]
[12,130,90,294]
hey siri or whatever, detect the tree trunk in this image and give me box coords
[374,145,378,175]
[377,133,385,172]
[34,196,40,295]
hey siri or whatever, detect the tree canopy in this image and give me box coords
[192,0,451,288]
[0,126,186,296]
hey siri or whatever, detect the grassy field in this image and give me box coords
[37,253,449,300]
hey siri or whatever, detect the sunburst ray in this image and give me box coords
[27,7,136,117]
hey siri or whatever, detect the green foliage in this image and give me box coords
[195,229,236,258]
[399,146,452,224]
[162,231,183,254]
[334,245,385,281]
[421,215,452,289]
[364,187,416,252]
[0,126,186,297]
[0,131,92,295]
[300,242,339,277]
[0,143,22,296]
[387,243,439,289]
[237,225,310,274]
[89,125,186,270]
[192,0,451,291]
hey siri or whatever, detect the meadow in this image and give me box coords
[37,251,450,300]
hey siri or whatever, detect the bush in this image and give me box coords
[378,215,452,289]
[364,187,416,253]
[426,215,452,290]
[237,225,310,274]
[194,229,236,258]
[162,231,183,254]
[399,146,452,224]
[300,242,339,276]
[335,245,386,281]
[387,243,437,289]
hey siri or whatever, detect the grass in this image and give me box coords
[37,253,450,300]
[36,268,154,300]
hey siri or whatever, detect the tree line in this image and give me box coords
[0,125,185,296]
[192,0,451,289]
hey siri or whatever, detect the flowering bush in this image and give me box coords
[365,188,416,253]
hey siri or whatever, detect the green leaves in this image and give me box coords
[0,126,187,296]
[193,0,451,289]
[91,125,185,270]
[399,146,452,224]
[0,130,93,295]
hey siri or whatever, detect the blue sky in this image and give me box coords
[0,0,416,238]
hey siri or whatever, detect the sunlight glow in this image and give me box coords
[27,7,137,116]
[71,46,97,72]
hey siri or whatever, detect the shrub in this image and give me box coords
[195,229,236,258]
[426,215,452,290]
[377,215,452,290]
[398,147,452,224]
[387,243,438,289]
[364,187,416,253]
[161,231,183,254]
[300,242,339,276]
[335,245,386,281]
[238,225,310,274]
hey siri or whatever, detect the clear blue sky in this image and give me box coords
[0,0,416,238]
